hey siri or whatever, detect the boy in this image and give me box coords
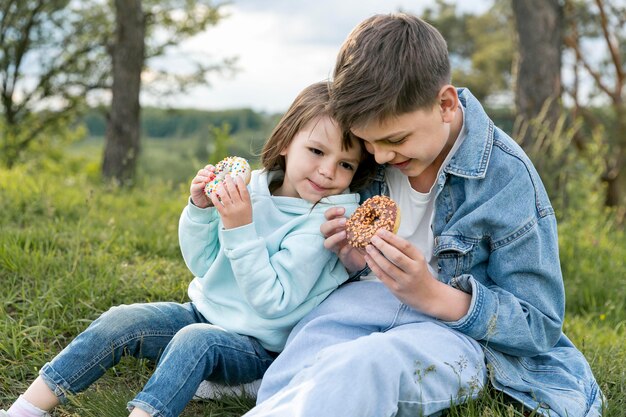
[244,13,603,417]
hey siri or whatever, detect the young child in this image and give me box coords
[243,13,603,417]
[1,81,373,417]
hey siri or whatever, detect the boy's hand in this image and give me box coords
[190,165,216,208]
[321,207,366,273]
[365,229,472,321]
[364,229,433,305]
[209,175,252,229]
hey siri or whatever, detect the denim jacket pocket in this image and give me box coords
[433,235,475,280]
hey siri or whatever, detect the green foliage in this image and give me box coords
[0,0,108,167]
[0,0,235,168]
[82,107,269,139]
[72,106,273,185]
[516,109,626,329]
[0,113,87,168]
[423,0,515,102]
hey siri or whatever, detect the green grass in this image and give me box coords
[1,153,625,416]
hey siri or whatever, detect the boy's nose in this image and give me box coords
[365,142,394,165]
[373,148,395,165]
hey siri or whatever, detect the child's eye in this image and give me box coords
[340,162,355,171]
[309,147,323,155]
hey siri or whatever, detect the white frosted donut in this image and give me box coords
[204,156,252,197]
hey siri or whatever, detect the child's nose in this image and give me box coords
[318,161,335,179]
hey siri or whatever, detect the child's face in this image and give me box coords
[277,115,361,202]
[351,103,457,181]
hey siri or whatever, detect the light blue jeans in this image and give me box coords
[39,302,275,417]
[246,281,487,417]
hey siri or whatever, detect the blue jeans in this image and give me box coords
[246,281,487,417]
[39,302,275,417]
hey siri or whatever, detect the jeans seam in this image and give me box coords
[381,303,405,332]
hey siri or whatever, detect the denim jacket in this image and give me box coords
[358,89,603,417]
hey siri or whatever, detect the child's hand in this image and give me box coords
[209,174,252,229]
[190,165,216,208]
[321,207,367,273]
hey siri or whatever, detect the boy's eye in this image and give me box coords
[340,162,355,171]
[309,147,323,155]
[385,138,405,145]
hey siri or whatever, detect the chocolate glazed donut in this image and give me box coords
[346,195,400,248]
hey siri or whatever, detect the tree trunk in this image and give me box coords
[605,100,625,206]
[512,0,563,148]
[102,0,145,184]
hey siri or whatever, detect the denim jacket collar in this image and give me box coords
[443,88,494,180]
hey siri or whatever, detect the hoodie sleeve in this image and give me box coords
[178,200,221,278]
[220,222,343,319]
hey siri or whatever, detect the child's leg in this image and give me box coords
[5,382,55,417]
[10,302,200,415]
[128,323,275,417]
[248,322,486,417]
[22,377,59,410]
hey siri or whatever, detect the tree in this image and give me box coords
[101,0,235,184]
[422,0,515,103]
[0,0,109,167]
[102,0,144,183]
[563,0,625,206]
[511,0,563,148]
[0,0,235,177]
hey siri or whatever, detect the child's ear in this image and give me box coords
[437,85,458,123]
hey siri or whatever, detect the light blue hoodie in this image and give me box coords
[179,169,360,352]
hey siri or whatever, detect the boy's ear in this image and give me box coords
[437,85,458,123]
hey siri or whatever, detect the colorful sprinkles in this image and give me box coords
[204,156,251,197]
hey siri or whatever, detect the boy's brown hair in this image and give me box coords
[261,81,375,192]
[330,13,451,130]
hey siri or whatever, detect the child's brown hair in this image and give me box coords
[261,81,375,192]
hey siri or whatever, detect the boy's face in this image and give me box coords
[277,115,361,203]
[351,99,458,182]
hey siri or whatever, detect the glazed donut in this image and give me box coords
[204,156,252,197]
[345,195,401,248]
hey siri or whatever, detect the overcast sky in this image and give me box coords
[146,1,491,113]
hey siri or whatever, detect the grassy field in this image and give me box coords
[1,149,625,416]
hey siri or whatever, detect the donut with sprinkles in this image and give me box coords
[204,156,252,197]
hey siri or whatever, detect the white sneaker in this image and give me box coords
[193,379,261,400]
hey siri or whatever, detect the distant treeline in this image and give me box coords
[82,106,518,139]
[82,107,280,139]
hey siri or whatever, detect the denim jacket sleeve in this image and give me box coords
[439,139,565,357]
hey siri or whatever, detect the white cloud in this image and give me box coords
[143,1,491,113]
